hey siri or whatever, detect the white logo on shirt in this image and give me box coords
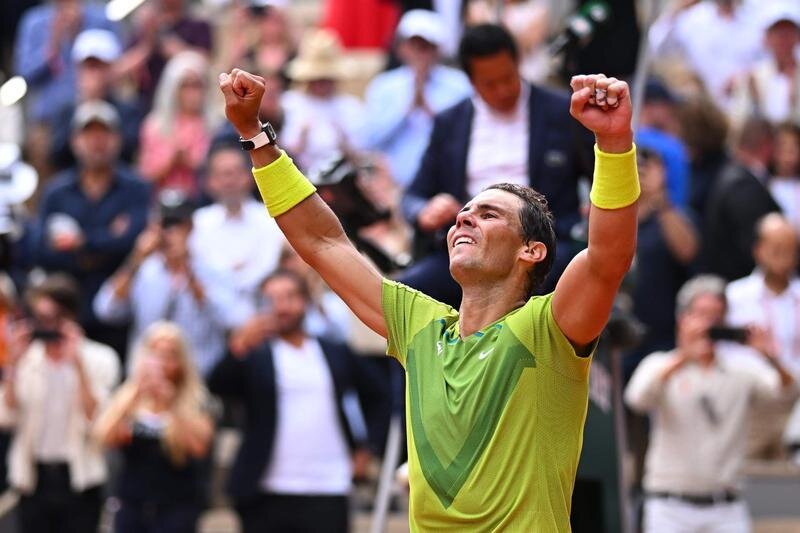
[478,348,494,360]
[436,342,443,355]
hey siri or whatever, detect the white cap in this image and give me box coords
[72,100,120,131]
[760,1,800,32]
[72,29,122,64]
[397,9,446,47]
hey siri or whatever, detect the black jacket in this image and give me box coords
[207,337,388,504]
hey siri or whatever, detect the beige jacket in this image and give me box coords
[0,339,120,493]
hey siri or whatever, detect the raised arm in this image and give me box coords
[219,69,387,337]
[552,74,638,350]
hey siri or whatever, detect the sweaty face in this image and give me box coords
[468,51,521,114]
[262,275,307,336]
[446,189,526,285]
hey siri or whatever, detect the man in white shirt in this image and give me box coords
[625,275,795,533]
[726,213,800,457]
[190,142,286,316]
[1,274,119,533]
[363,9,472,189]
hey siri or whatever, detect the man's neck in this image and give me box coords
[764,272,790,295]
[280,329,306,348]
[223,200,244,218]
[79,167,113,200]
[458,280,527,338]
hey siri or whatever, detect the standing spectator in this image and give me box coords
[400,23,592,305]
[730,1,800,128]
[208,270,386,533]
[94,321,213,533]
[702,117,781,281]
[282,29,365,173]
[627,148,699,375]
[625,275,795,533]
[190,142,286,316]
[649,0,763,107]
[116,0,212,107]
[32,100,150,357]
[769,123,800,233]
[0,275,120,533]
[726,213,800,457]
[223,0,296,76]
[13,0,119,125]
[363,9,472,189]
[93,191,240,375]
[51,29,142,170]
[138,51,213,199]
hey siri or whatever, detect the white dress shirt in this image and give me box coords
[261,338,352,495]
[625,351,782,494]
[190,199,285,316]
[649,1,763,106]
[726,270,800,380]
[466,83,530,197]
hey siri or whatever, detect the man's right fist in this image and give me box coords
[219,69,265,139]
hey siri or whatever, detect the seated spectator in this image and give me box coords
[32,100,150,357]
[400,23,593,306]
[730,2,800,128]
[702,117,781,281]
[138,51,213,198]
[625,275,795,533]
[190,142,286,316]
[726,213,800,458]
[768,123,800,234]
[282,29,365,173]
[13,0,120,125]
[635,78,690,209]
[649,0,763,107]
[94,191,241,376]
[363,9,472,188]
[223,0,296,75]
[115,0,212,107]
[94,321,213,533]
[51,29,142,170]
[0,274,120,533]
[626,148,698,376]
[208,270,387,533]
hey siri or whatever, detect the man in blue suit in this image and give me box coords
[401,24,594,307]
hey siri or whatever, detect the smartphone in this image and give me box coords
[31,328,63,342]
[708,326,748,343]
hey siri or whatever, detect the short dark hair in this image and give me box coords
[458,24,519,78]
[485,183,556,297]
[25,273,81,319]
[259,268,311,301]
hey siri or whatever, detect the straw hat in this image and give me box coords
[287,29,348,82]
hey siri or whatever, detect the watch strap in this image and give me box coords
[239,122,277,151]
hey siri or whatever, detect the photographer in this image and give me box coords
[94,321,213,533]
[93,191,240,375]
[625,275,795,533]
[0,274,120,533]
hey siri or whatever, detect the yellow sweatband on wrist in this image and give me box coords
[252,151,317,217]
[589,143,640,210]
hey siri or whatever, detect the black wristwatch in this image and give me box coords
[239,122,277,151]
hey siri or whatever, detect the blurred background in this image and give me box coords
[0,0,800,532]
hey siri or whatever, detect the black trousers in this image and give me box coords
[114,499,201,533]
[237,493,349,533]
[17,463,102,533]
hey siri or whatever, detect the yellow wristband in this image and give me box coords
[589,143,640,210]
[252,151,317,217]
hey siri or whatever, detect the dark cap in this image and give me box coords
[644,78,678,104]
[157,189,195,226]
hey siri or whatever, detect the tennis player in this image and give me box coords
[219,68,637,531]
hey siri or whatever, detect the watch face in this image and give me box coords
[264,122,277,142]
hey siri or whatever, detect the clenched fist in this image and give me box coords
[569,74,633,153]
[219,68,266,139]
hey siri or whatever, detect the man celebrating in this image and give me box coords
[219,68,638,529]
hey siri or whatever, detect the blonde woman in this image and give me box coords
[95,321,213,533]
[138,51,213,198]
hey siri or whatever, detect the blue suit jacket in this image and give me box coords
[402,83,594,242]
[206,337,389,504]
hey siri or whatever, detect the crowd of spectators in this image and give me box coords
[0,0,800,531]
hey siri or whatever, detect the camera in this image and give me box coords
[708,326,748,343]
